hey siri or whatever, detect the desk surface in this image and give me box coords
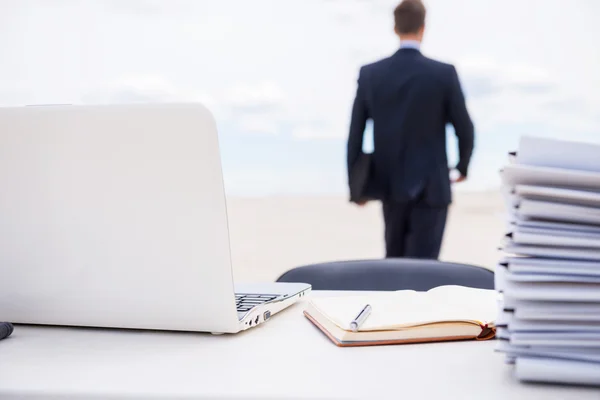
[0,291,598,400]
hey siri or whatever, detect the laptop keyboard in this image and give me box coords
[235,293,278,313]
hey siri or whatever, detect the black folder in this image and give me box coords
[349,152,376,204]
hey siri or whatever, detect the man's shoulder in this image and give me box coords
[418,55,456,75]
[360,56,395,75]
[360,53,456,76]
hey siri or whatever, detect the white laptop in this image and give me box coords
[0,103,311,334]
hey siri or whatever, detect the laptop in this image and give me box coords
[0,103,311,334]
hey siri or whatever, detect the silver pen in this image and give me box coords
[349,304,372,332]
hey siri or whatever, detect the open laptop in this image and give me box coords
[0,103,310,334]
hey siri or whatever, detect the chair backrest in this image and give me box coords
[276,259,494,291]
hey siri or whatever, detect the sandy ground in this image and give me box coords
[226,191,506,282]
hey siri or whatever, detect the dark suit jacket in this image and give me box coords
[347,47,474,206]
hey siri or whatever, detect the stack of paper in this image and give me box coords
[496,136,600,387]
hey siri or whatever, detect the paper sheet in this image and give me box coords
[512,219,600,234]
[503,242,600,261]
[516,357,600,386]
[501,163,600,192]
[517,136,600,172]
[517,199,600,226]
[514,184,600,208]
[308,285,498,331]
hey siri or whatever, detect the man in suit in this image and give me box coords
[347,0,474,259]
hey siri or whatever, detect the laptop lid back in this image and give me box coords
[0,103,240,333]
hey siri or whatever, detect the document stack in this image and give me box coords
[495,136,600,387]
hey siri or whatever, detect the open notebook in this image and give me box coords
[304,285,498,347]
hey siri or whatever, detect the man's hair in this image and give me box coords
[394,0,426,34]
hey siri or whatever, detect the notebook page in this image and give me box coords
[309,286,498,331]
[427,285,499,323]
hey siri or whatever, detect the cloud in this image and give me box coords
[0,88,34,106]
[292,127,332,139]
[461,76,499,99]
[327,1,372,24]
[291,121,345,140]
[543,97,588,113]
[100,0,197,15]
[289,55,597,142]
[80,74,217,110]
[82,76,289,137]
[223,81,285,113]
[181,19,235,41]
[286,57,585,141]
[454,57,599,135]
[457,58,557,99]
[323,0,393,19]
[237,116,279,136]
[216,81,289,135]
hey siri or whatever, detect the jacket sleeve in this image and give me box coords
[347,67,370,183]
[447,65,474,177]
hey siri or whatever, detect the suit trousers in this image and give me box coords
[382,197,448,259]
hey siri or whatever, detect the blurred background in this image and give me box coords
[1,0,598,280]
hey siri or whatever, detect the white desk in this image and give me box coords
[0,291,597,400]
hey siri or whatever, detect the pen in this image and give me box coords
[349,304,372,332]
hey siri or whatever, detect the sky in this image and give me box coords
[1,0,599,196]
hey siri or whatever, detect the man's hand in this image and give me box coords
[452,174,467,183]
[449,168,467,183]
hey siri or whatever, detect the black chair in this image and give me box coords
[276,259,494,291]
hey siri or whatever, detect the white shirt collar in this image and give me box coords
[400,40,421,50]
